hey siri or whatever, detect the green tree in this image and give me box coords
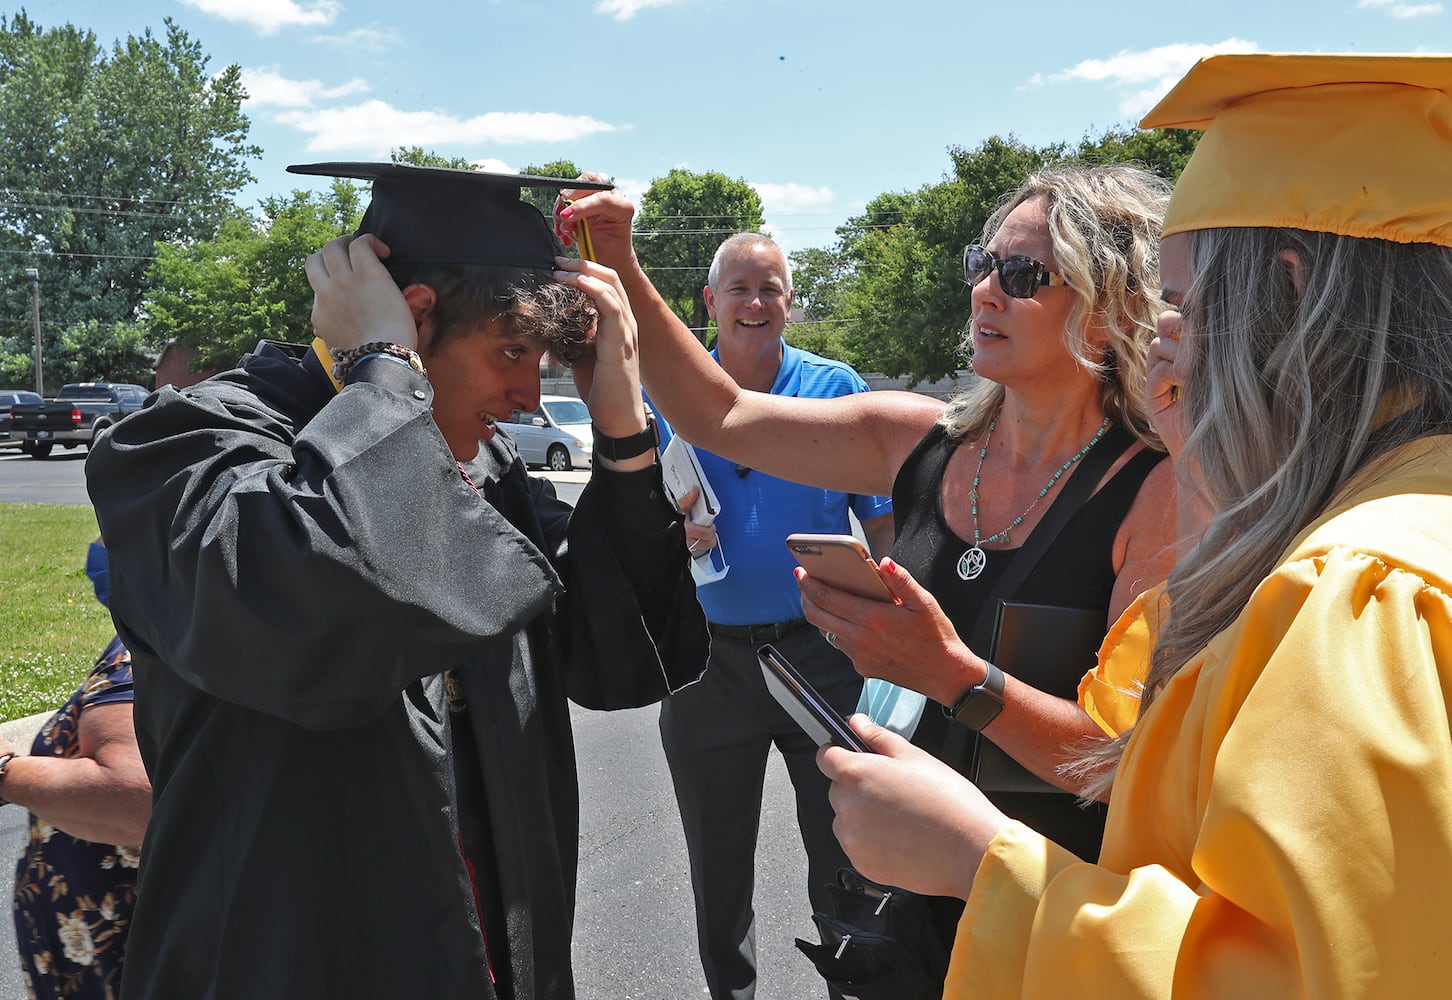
[635,169,765,339]
[0,13,258,386]
[52,319,157,385]
[391,146,476,170]
[518,159,582,219]
[1074,123,1202,181]
[145,182,363,372]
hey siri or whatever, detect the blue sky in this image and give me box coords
[32,0,1452,254]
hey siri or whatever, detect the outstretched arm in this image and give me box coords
[556,190,943,499]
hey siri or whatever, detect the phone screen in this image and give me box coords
[757,643,871,752]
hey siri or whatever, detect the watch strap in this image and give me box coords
[946,660,1006,731]
[593,415,658,462]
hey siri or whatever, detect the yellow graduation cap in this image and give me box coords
[1141,53,1452,247]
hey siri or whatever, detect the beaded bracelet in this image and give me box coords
[330,341,426,382]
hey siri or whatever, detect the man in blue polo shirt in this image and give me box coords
[655,233,894,1000]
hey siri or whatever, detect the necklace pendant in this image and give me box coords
[957,546,987,581]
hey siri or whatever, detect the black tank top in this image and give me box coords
[888,422,1164,861]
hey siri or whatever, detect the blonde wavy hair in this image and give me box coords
[1075,227,1452,796]
[939,163,1170,448]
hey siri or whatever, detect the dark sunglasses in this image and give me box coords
[962,244,1070,299]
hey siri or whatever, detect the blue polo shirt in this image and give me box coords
[652,342,893,626]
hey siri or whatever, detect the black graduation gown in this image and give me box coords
[84,342,707,1000]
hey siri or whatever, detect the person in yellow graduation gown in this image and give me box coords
[817,52,1452,998]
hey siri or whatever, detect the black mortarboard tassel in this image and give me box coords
[286,161,613,269]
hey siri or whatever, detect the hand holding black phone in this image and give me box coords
[757,643,872,753]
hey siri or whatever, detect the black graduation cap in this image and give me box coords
[286,161,613,269]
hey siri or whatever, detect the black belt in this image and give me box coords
[707,618,809,645]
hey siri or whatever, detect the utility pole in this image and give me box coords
[24,267,41,396]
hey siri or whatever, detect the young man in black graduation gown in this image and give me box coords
[85,164,707,1000]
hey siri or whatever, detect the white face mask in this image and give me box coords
[690,543,731,587]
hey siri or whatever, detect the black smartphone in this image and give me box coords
[757,643,871,752]
[785,533,893,602]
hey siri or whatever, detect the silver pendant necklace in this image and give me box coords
[956,414,1112,581]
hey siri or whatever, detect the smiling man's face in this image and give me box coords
[704,243,793,347]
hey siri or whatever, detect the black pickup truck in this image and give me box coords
[9,382,149,458]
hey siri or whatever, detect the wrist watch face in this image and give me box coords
[953,690,1004,731]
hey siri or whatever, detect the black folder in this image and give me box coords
[971,601,1106,794]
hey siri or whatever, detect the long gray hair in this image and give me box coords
[1078,227,1452,793]
[939,162,1170,447]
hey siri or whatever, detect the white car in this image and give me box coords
[502,395,593,471]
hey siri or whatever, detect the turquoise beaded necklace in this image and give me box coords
[956,413,1113,581]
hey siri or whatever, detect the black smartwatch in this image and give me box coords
[946,660,1006,731]
[592,415,658,462]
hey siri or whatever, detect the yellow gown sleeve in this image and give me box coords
[947,546,1452,998]
[1079,584,1168,737]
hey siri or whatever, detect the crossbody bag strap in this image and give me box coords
[938,425,1137,768]
[965,424,1136,651]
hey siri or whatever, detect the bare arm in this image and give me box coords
[860,511,896,560]
[1107,455,1179,624]
[559,191,944,499]
[0,703,151,845]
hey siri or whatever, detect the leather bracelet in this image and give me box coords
[0,751,17,807]
[945,660,1006,731]
[331,342,425,382]
[593,414,658,462]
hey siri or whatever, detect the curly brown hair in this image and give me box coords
[385,263,598,368]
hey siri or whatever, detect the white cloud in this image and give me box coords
[179,0,339,34]
[595,0,682,20]
[752,181,834,216]
[311,27,404,52]
[470,158,518,174]
[1030,39,1261,118]
[748,182,835,255]
[273,100,621,153]
[1357,0,1443,16]
[240,67,369,108]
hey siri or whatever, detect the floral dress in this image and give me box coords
[12,636,139,999]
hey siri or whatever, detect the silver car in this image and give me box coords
[502,395,593,471]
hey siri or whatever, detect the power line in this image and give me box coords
[0,187,217,209]
[0,247,159,263]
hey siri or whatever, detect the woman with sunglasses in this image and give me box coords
[556,162,1177,866]
[805,53,1452,998]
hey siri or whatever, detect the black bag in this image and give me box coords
[794,868,951,1000]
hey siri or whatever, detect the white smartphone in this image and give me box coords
[785,533,893,602]
[757,643,871,752]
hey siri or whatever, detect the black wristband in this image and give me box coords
[945,660,1006,731]
[592,415,658,462]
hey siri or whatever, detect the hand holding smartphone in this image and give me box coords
[757,643,872,752]
[785,533,893,602]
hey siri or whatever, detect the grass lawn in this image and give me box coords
[0,504,114,723]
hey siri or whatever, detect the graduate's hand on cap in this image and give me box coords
[552,256,648,444]
[306,234,417,352]
[555,175,637,271]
